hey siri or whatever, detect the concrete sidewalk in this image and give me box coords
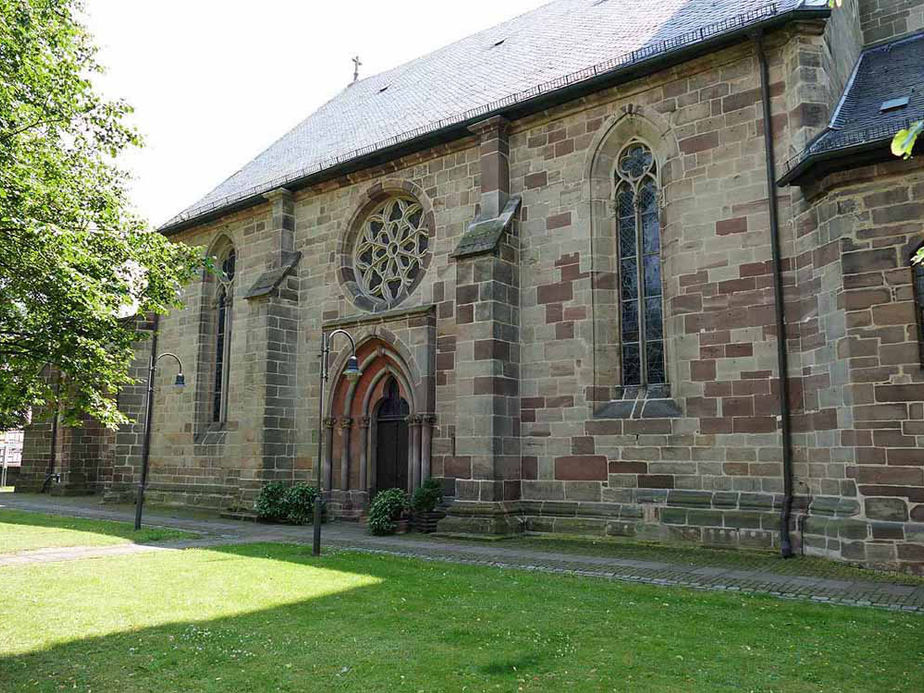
[2,492,923,613]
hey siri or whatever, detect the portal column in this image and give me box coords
[323,417,335,493]
[359,416,371,492]
[339,417,353,491]
[408,415,422,492]
[420,415,435,482]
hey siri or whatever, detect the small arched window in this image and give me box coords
[213,249,235,423]
[615,140,665,386]
[912,246,924,366]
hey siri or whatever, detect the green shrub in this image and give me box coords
[367,488,408,535]
[410,478,443,514]
[284,483,320,525]
[254,482,288,521]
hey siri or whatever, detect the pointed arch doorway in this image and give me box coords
[373,377,410,494]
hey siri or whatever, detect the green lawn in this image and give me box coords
[1,543,921,691]
[0,509,194,553]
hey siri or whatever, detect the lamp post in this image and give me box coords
[134,320,185,531]
[313,329,362,556]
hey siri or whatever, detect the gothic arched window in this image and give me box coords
[615,141,665,386]
[213,248,235,423]
[912,246,924,366]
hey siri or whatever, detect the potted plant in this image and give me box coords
[366,488,409,536]
[410,478,445,533]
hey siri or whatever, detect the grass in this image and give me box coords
[0,543,921,691]
[0,509,195,553]
[466,533,924,585]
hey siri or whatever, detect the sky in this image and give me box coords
[84,0,549,227]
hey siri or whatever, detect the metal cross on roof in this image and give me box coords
[352,55,362,83]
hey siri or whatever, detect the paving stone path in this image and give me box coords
[2,493,923,613]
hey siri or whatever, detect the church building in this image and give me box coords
[18,0,924,573]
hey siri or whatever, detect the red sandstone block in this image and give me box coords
[555,455,607,481]
[725,343,753,358]
[638,474,674,489]
[705,381,732,397]
[680,131,719,154]
[563,306,586,321]
[585,420,623,435]
[858,485,924,502]
[691,360,716,381]
[560,264,588,282]
[842,288,891,311]
[546,395,574,409]
[521,397,545,410]
[546,212,572,230]
[679,271,709,287]
[857,466,924,486]
[687,397,717,417]
[875,384,924,402]
[733,416,777,433]
[521,456,538,480]
[887,448,924,466]
[723,396,754,417]
[739,261,771,277]
[733,379,771,396]
[545,302,563,323]
[701,417,733,434]
[554,139,575,157]
[524,171,547,189]
[716,217,748,236]
[609,461,647,474]
[871,302,914,325]
[855,403,910,421]
[537,282,572,304]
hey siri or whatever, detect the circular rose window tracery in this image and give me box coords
[352,196,429,308]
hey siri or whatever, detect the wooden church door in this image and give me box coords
[374,378,410,494]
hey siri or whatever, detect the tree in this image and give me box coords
[0,0,204,430]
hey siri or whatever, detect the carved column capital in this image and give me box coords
[323,417,336,429]
[359,416,372,428]
[339,417,353,429]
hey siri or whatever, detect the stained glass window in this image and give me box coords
[913,248,924,367]
[213,249,235,423]
[615,142,665,386]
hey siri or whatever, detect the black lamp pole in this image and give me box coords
[313,329,362,556]
[134,322,185,531]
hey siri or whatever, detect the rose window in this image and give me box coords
[353,197,428,305]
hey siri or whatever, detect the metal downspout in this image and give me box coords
[754,32,795,558]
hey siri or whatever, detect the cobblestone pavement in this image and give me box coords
[2,493,923,613]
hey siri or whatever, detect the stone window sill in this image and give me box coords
[593,385,681,419]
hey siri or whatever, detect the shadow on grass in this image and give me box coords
[1,542,923,692]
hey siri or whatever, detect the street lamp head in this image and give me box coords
[174,372,186,387]
[343,355,362,382]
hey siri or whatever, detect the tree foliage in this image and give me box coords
[0,0,204,430]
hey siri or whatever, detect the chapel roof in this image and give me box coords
[779,31,924,185]
[162,0,826,232]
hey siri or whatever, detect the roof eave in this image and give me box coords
[160,4,830,236]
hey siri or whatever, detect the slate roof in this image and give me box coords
[163,0,826,231]
[780,31,924,185]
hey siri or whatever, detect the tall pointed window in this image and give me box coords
[912,246,924,366]
[615,141,665,386]
[213,249,235,423]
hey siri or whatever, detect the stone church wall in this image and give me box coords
[17,13,924,572]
